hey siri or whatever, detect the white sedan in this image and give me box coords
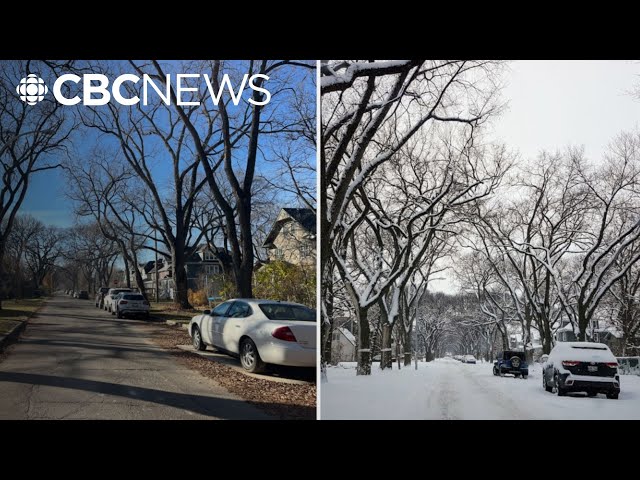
[188,299,316,373]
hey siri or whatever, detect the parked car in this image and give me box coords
[493,350,528,378]
[188,299,316,373]
[104,288,133,313]
[464,355,477,364]
[78,290,89,300]
[542,342,620,399]
[95,287,110,308]
[114,293,150,319]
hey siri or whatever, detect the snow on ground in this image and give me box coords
[321,358,640,420]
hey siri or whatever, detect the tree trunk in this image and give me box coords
[356,305,371,375]
[321,277,334,365]
[404,350,412,366]
[123,254,131,289]
[403,329,412,366]
[129,244,147,300]
[236,195,254,299]
[380,322,392,370]
[172,244,191,309]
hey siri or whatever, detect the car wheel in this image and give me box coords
[493,366,498,376]
[606,392,619,400]
[239,338,265,373]
[116,309,122,319]
[544,372,553,392]
[587,391,597,397]
[144,312,149,320]
[522,374,528,379]
[192,326,206,351]
[554,372,566,397]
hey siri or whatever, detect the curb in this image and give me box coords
[0,299,46,354]
[175,344,315,385]
[0,321,28,354]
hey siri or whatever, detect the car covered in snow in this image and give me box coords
[542,342,620,399]
[493,350,528,378]
[464,355,477,364]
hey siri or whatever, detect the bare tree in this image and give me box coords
[141,59,315,298]
[0,60,74,307]
[321,60,506,375]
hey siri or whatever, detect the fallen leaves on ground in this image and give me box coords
[147,324,316,420]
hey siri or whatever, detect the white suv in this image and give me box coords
[104,288,133,313]
[115,293,150,319]
[542,342,620,399]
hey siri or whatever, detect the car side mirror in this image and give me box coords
[203,309,211,315]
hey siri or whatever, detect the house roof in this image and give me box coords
[263,208,316,247]
[283,208,316,234]
[337,327,356,346]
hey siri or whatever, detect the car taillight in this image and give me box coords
[272,326,297,342]
[120,301,128,304]
[606,362,618,368]
[562,360,580,367]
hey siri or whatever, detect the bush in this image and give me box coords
[188,288,208,307]
[253,261,315,307]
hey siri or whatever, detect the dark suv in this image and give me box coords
[493,350,528,379]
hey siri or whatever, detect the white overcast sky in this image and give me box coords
[489,60,639,163]
[430,60,640,294]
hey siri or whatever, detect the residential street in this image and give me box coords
[0,295,269,419]
[322,358,640,420]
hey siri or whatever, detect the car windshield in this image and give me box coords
[111,290,131,295]
[259,304,316,322]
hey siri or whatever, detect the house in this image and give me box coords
[331,327,357,363]
[185,244,227,296]
[262,208,316,267]
[554,319,624,355]
[144,258,173,300]
[138,245,228,301]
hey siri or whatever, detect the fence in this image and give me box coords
[616,357,640,376]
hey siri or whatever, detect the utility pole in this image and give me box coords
[154,230,159,304]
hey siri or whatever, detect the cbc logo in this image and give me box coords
[16,74,48,105]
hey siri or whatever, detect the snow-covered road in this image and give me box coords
[321,358,640,419]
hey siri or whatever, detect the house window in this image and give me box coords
[205,264,220,275]
[300,244,311,257]
[275,248,284,260]
[204,250,215,261]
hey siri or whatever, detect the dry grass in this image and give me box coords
[0,298,45,335]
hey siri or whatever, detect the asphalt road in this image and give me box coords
[0,295,269,419]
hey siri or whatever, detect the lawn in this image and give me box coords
[149,301,206,323]
[0,298,45,335]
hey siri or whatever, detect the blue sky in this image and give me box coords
[19,60,316,232]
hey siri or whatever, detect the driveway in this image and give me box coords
[0,295,269,419]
